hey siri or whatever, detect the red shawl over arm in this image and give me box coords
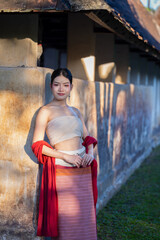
[82,136,98,207]
[32,141,58,237]
[32,136,98,237]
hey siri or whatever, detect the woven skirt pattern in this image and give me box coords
[54,165,97,240]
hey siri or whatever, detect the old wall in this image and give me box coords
[68,77,160,209]
[115,44,129,84]
[67,13,96,81]
[0,66,160,239]
[0,67,53,240]
[0,13,52,240]
[95,33,115,83]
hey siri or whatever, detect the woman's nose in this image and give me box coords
[59,84,64,91]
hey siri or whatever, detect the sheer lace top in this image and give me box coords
[46,107,83,146]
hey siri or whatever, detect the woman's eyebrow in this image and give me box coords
[54,81,70,84]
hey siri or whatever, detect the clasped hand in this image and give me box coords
[81,153,94,167]
[66,153,94,168]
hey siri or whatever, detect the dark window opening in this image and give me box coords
[38,12,68,69]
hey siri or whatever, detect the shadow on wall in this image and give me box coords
[24,109,40,164]
[23,106,41,236]
[24,71,52,237]
[24,71,52,163]
[0,14,38,42]
[95,81,110,177]
[45,72,54,104]
[95,80,153,190]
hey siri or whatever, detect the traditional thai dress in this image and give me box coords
[32,107,98,240]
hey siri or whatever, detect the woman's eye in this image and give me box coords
[65,85,69,87]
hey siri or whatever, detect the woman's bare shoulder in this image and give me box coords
[40,102,56,112]
[38,102,63,121]
[36,104,53,119]
[71,106,82,117]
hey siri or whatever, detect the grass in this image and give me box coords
[97,146,160,240]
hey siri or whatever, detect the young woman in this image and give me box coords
[32,68,98,240]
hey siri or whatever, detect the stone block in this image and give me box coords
[0,38,37,67]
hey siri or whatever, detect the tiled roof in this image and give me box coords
[104,0,160,51]
[0,0,160,56]
[0,0,70,11]
[155,6,160,25]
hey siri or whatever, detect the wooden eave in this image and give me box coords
[0,0,159,62]
[0,0,70,12]
[85,10,160,62]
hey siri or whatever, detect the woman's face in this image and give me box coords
[51,75,72,100]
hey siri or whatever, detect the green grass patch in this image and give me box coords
[97,146,160,240]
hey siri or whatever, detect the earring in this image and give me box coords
[68,94,70,101]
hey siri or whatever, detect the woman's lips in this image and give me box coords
[58,93,65,96]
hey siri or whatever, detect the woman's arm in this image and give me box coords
[74,107,94,156]
[32,107,62,158]
[73,107,94,166]
[72,107,89,139]
[32,107,49,144]
[42,145,82,168]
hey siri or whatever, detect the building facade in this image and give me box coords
[0,0,160,239]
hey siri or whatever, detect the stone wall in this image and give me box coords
[0,67,160,239]
[0,67,52,240]
[68,77,160,210]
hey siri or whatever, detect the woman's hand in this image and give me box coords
[81,153,94,167]
[63,154,83,168]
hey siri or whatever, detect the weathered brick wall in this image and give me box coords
[69,78,160,210]
[0,72,160,239]
[0,67,52,240]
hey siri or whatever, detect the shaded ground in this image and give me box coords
[97,145,160,240]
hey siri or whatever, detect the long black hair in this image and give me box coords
[51,68,72,85]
